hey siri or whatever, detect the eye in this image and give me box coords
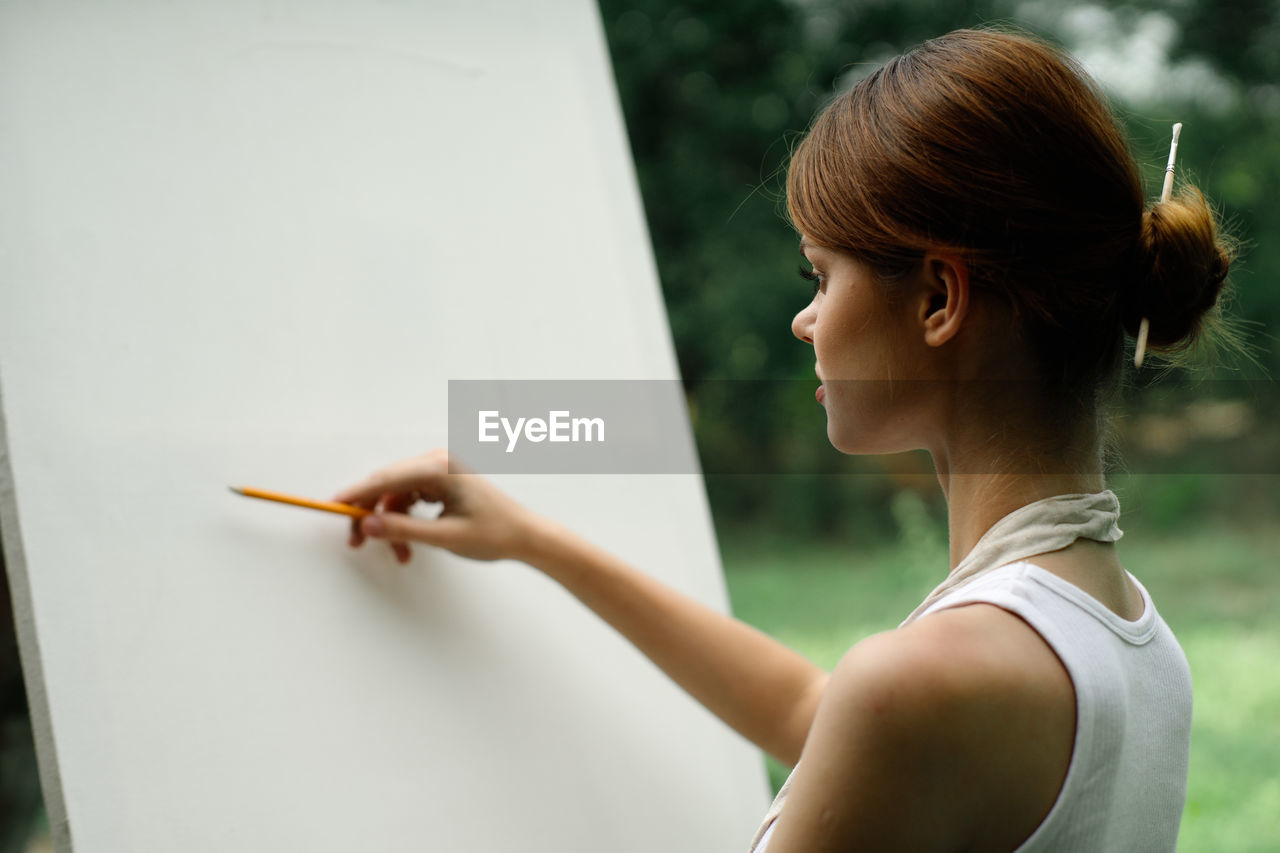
[798,264,824,296]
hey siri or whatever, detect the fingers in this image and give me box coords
[330,450,450,507]
[378,491,418,563]
[336,450,446,551]
[348,516,363,548]
[359,510,465,553]
[346,491,421,555]
[335,449,479,561]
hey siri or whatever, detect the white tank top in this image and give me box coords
[749,491,1193,852]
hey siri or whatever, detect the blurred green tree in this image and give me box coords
[597,0,1280,539]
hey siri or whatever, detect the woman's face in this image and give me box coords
[791,238,938,455]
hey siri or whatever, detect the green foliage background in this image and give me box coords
[597,0,1280,542]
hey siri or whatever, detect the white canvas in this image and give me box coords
[0,1,771,850]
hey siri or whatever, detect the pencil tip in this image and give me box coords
[229,486,243,495]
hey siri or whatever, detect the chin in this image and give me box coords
[825,417,914,457]
[826,420,870,456]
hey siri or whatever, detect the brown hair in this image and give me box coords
[787,28,1235,404]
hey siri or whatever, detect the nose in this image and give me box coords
[792,301,815,345]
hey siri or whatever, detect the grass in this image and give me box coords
[719,503,1280,852]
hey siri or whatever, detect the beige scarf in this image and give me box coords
[747,489,1124,851]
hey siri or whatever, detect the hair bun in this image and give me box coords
[1124,187,1232,349]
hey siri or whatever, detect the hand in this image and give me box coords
[331,448,543,564]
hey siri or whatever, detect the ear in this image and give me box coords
[917,253,969,348]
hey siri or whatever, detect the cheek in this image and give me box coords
[813,304,873,377]
[812,304,841,364]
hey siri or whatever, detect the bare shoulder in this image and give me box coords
[766,606,1075,853]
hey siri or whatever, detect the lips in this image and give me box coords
[816,384,826,404]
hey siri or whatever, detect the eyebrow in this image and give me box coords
[798,238,812,251]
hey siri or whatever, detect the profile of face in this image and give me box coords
[791,239,974,456]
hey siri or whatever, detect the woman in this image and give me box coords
[332,28,1233,852]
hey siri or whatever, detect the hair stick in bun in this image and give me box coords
[1136,121,1184,368]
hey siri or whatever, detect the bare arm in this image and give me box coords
[333,449,828,766]
[521,514,827,765]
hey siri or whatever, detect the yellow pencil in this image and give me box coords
[229,486,371,519]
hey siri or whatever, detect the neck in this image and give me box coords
[928,391,1105,572]
[935,471,1107,571]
